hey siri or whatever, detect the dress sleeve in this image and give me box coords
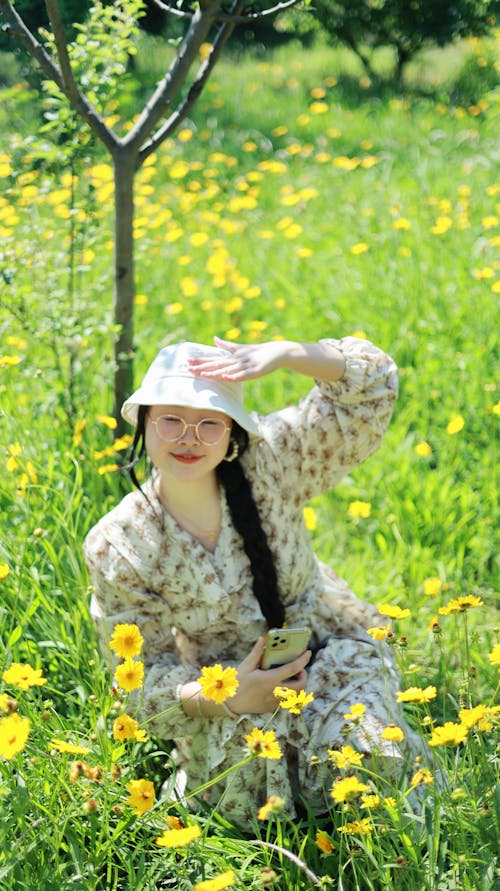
[84,530,202,738]
[255,336,398,503]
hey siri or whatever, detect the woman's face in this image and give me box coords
[145,405,232,483]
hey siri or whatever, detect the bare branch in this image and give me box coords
[138,0,245,165]
[216,0,303,24]
[123,0,223,152]
[0,0,66,90]
[149,0,193,19]
[44,0,118,153]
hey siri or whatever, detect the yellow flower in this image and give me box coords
[50,738,90,754]
[415,441,432,457]
[488,643,500,666]
[113,713,147,742]
[338,818,373,835]
[257,795,285,820]
[458,705,487,728]
[109,623,144,659]
[331,775,369,803]
[114,659,144,692]
[428,722,468,747]
[0,713,30,759]
[155,824,201,847]
[0,355,21,367]
[97,463,120,475]
[0,563,10,580]
[393,217,411,230]
[126,778,156,815]
[328,745,364,769]
[410,766,434,787]
[272,687,314,714]
[245,727,282,759]
[303,506,317,531]
[423,577,442,596]
[439,594,484,615]
[2,663,47,690]
[380,724,405,742]
[367,623,391,641]
[197,664,239,704]
[194,870,234,891]
[347,500,371,518]
[344,703,366,721]
[315,829,335,853]
[446,415,465,435]
[350,242,369,255]
[96,414,117,429]
[360,794,381,808]
[378,604,411,619]
[396,685,437,704]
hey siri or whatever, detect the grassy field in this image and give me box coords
[0,28,499,891]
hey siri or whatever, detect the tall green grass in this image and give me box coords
[0,33,498,890]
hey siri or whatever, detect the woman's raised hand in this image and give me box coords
[186,337,289,382]
[227,637,311,715]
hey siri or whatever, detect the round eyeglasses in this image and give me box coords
[150,414,230,446]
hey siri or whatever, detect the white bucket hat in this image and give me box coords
[121,342,261,438]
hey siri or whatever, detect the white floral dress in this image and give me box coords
[84,337,421,827]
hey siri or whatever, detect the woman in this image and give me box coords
[84,335,418,826]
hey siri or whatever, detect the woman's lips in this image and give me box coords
[172,454,202,464]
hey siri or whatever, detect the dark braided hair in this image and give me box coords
[125,408,284,629]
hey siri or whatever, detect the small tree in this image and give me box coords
[314,0,500,82]
[0,0,304,431]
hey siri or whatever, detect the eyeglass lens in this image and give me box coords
[154,416,227,444]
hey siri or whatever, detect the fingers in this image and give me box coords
[238,636,266,672]
[213,336,238,352]
[268,649,312,683]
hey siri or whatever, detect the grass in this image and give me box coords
[0,28,499,891]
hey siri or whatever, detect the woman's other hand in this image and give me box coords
[227,637,311,715]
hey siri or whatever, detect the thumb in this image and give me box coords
[240,636,266,671]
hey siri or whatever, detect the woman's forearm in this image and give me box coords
[276,340,346,382]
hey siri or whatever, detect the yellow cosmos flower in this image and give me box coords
[458,705,487,728]
[439,594,484,615]
[110,624,144,659]
[126,778,156,815]
[114,659,144,692]
[423,577,442,596]
[410,766,433,787]
[273,687,314,714]
[197,665,239,704]
[488,643,500,666]
[378,604,411,619]
[113,713,147,742]
[257,794,285,820]
[428,722,468,747]
[344,703,366,721]
[245,727,282,759]
[367,623,391,641]
[338,818,373,835]
[0,713,30,759]
[50,738,90,754]
[2,663,47,690]
[446,415,465,435]
[350,242,369,255]
[194,870,234,891]
[396,686,437,704]
[347,500,371,518]
[380,724,405,742]
[0,355,22,367]
[315,829,335,853]
[303,506,317,530]
[331,775,369,803]
[415,441,432,457]
[155,824,201,847]
[360,794,381,808]
[0,563,10,580]
[328,745,364,769]
[393,217,411,230]
[96,414,117,429]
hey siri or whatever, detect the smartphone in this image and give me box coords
[261,627,311,670]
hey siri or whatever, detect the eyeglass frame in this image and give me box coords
[149,413,232,446]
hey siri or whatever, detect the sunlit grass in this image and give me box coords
[0,32,499,891]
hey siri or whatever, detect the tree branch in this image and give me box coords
[0,0,66,90]
[44,0,118,152]
[149,0,193,19]
[123,0,223,152]
[216,0,303,24]
[137,0,245,165]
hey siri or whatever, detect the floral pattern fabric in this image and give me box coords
[84,337,420,827]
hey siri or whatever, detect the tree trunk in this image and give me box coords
[112,146,136,435]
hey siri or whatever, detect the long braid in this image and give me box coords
[217,426,285,629]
